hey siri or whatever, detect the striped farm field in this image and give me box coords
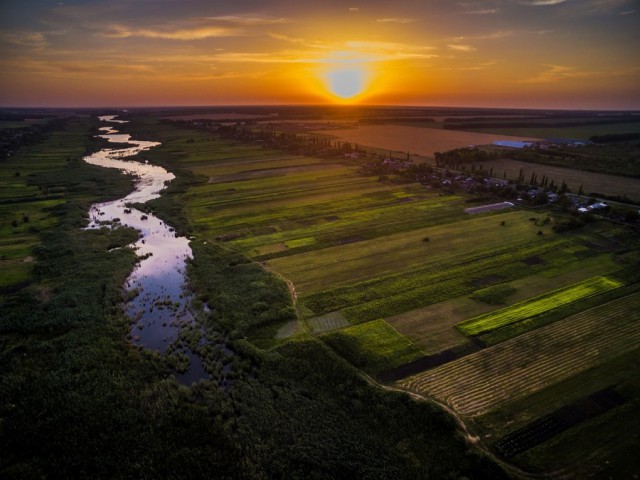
[397,292,640,417]
[457,276,622,336]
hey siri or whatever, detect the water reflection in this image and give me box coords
[84,115,208,384]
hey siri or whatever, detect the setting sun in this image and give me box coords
[326,69,366,99]
[319,51,374,102]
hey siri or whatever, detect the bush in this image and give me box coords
[470,284,517,305]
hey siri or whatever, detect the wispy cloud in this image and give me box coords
[0,57,157,77]
[205,15,288,25]
[519,0,567,5]
[268,33,333,50]
[344,40,437,60]
[454,30,512,41]
[619,9,636,14]
[448,44,477,52]
[520,65,598,83]
[206,52,302,63]
[464,8,499,14]
[0,31,49,50]
[376,18,415,23]
[478,30,513,39]
[269,33,304,44]
[439,61,498,71]
[346,41,433,50]
[98,25,237,40]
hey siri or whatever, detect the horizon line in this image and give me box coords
[2,103,640,113]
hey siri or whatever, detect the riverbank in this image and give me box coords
[84,116,207,381]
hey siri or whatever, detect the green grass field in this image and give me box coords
[0,117,129,290]
[270,209,558,295]
[321,319,425,375]
[118,116,640,478]
[457,276,623,336]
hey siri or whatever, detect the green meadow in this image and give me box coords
[457,275,623,336]
[321,319,425,375]
[0,118,134,290]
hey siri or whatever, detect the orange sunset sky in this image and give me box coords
[0,0,639,109]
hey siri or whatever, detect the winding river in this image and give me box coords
[84,115,207,383]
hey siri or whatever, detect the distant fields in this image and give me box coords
[481,157,640,200]
[323,124,540,157]
[0,119,97,289]
[312,119,640,200]
[457,121,640,142]
[127,116,640,478]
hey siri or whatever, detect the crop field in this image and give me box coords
[483,157,640,201]
[269,209,560,295]
[299,235,587,321]
[127,117,640,477]
[0,118,105,289]
[323,124,541,157]
[397,292,640,416]
[386,252,620,353]
[457,276,623,336]
[463,121,640,142]
[320,319,425,375]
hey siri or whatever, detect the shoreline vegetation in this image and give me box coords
[2,105,639,479]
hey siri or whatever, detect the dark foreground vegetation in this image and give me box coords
[0,114,508,478]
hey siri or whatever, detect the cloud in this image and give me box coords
[99,25,237,40]
[0,31,49,50]
[349,7,359,11]
[619,9,636,14]
[345,40,434,51]
[343,40,437,60]
[519,0,567,5]
[519,64,599,83]
[376,18,415,23]
[439,61,498,71]
[448,44,477,52]
[268,33,305,44]
[268,33,333,50]
[0,57,159,78]
[205,15,288,25]
[456,30,512,40]
[464,8,499,14]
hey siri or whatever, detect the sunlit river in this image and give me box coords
[83,115,207,383]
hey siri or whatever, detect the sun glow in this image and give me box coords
[319,51,374,102]
[327,69,366,99]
